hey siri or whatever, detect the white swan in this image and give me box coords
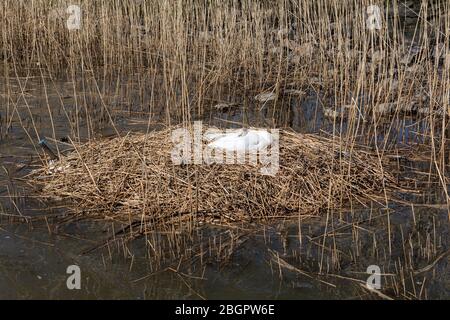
[205,128,274,152]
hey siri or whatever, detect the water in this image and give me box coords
[0,77,449,299]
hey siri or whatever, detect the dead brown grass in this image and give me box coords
[29,127,398,229]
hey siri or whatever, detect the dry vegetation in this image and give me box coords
[1,0,448,120]
[30,128,398,225]
[0,0,449,298]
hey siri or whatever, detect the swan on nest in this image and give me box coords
[205,128,274,152]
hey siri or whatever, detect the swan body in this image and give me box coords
[205,129,273,152]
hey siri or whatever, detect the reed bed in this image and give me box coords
[29,127,398,229]
[1,0,449,298]
[1,0,448,122]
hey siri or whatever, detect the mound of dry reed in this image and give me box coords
[30,127,398,228]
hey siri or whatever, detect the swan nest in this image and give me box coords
[29,126,398,229]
